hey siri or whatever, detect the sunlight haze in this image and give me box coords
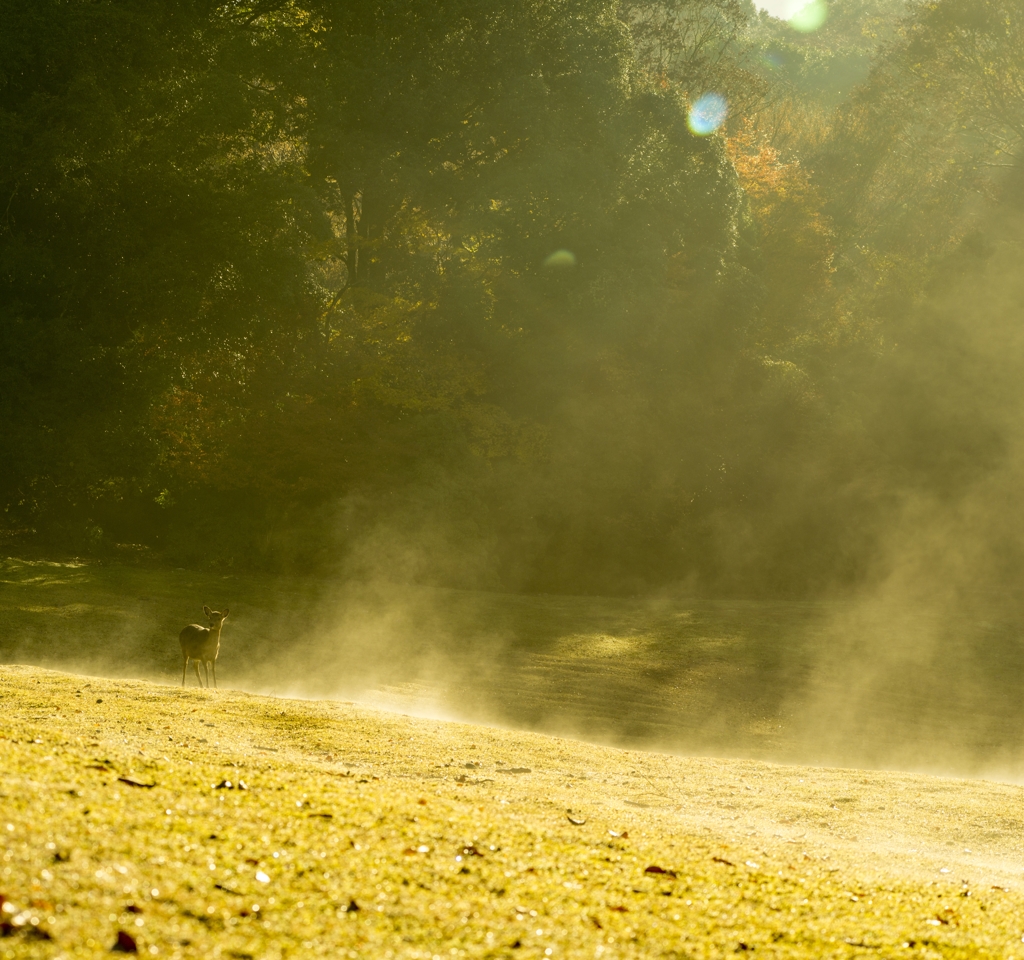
[757,0,808,16]
[3,0,1024,952]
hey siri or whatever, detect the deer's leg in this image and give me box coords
[211,660,217,690]
[182,656,189,687]
[202,661,211,688]
[192,659,203,687]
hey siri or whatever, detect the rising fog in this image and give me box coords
[3,0,1024,775]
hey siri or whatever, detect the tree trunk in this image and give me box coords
[345,191,360,285]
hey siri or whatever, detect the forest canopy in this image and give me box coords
[3,0,1024,596]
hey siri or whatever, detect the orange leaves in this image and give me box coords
[150,386,223,483]
[727,122,833,256]
[727,121,836,349]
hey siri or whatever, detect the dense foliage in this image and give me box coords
[3,0,1024,595]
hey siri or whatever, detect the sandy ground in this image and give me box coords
[1,665,1023,959]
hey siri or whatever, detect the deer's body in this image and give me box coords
[179,605,229,688]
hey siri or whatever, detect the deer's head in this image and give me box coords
[203,605,229,627]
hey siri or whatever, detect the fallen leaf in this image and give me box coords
[112,930,138,953]
[712,856,734,866]
[567,815,586,826]
[1,918,52,941]
[644,865,678,878]
[118,777,155,789]
[497,768,531,774]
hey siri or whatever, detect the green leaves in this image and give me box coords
[3,0,899,592]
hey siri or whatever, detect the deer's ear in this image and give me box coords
[222,609,229,617]
[204,605,212,616]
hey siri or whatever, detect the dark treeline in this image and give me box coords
[3,0,1024,595]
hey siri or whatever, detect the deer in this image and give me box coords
[179,606,229,689]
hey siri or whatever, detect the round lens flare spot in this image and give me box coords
[789,0,828,32]
[687,93,728,136]
[543,249,576,268]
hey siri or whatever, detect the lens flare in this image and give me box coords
[789,0,828,32]
[544,249,576,268]
[687,93,728,136]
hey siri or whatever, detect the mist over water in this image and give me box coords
[250,164,1024,779]
[5,546,1024,780]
